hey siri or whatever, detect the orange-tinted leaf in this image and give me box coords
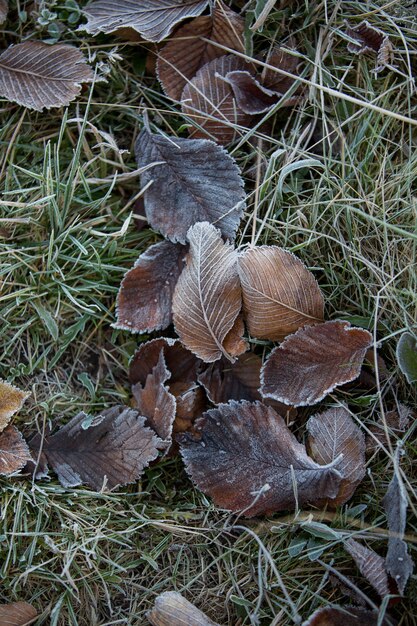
[0,380,29,433]
[0,425,31,476]
[238,246,324,341]
[129,337,201,387]
[0,0,8,24]
[345,21,393,71]
[148,591,220,626]
[345,538,389,598]
[0,602,38,626]
[180,401,341,517]
[306,406,366,505]
[136,127,245,243]
[157,0,244,100]
[261,321,373,406]
[181,54,254,144]
[303,606,392,626]
[172,222,243,363]
[171,382,207,434]
[115,241,187,333]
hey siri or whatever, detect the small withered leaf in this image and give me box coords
[303,606,393,626]
[366,404,412,453]
[0,601,38,626]
[345,538,389,598]
[147,591,220,626]
[0,42,93,111]
[0,425,31,476]
[157,0,244,100]
[180,400,342,517]
[261,321,373,406]
[238,246,324,341]
[0,380,29,433]
[306,406,366,506]
[81,0,209,42]
[0,0,8,24]
[172,222,244,363]
[114,240,188,333]
[129,337,201,387]
[345,21,393,71]
[136,127,245,243]
[396,332,417,384]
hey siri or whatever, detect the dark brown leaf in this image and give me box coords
[0,425,31,476]
[261,321,373,406]
[345,21,393,71]
[114,241,187,333]
[0,42,94,111]
[0,380,29,433]
[180,400,342,517]
[136,127,245,243]
[262,45,300,92]
[345,538,389,598]
[0,602,38,626]
[147,591,220,626]
[222,70,286,114]
[303,606,393,626]
[170,382,207,434]
[129,337,201,387]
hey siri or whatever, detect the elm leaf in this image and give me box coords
[0,425,31,476]
[0,380,29,433]
[396,332,417,384]
[148,591,220,626]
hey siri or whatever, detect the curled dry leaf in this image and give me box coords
[238,246,324,341]
[0,601,38,626]
[129,337,201,387]
[345,538,389,598]
[181,54,253,144]
[0,380,29,432]
[136,127,245,243]
[223,71,286,115]
[396,332,417,384]
[157,0,244,100]
[170,382,207,434]
[0,42,93,111]
[0,0,7,24]
[306,406,366,506]
[261,321,373,406]
[345,20,393,71]
[180,401,342,517]
[172,222,245,363]
[303,606,393,626]
[147,591,220,626]
[115,240,187,333]
[0,425,31,476]
[81,0,209,42]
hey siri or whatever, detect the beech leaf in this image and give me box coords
[172,222,245,363]
[0,425,31,476]
[81,0,209,42]
[396,332,417,384]
[129,337,201,387]
[303,606,393,626]
[345,538,389,598]
[238,246,324,341]
[114,240,187,333]
[147,591,220,626]
[136,127,245,243]
[180,400,342,517]
[0,42,94,111]
[198,352,264,404]
[0,380,29,433]
[0,602,38,626]
[261,321,373,406]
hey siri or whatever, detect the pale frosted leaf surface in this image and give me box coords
[0,0,8,24]
[157,0,244,100]
[238,246,324,341]
[261,321,372,406]
[307,406,366,505]
[396,332,417,384]
[148,591,220,626]
[303,606,392,626]
[0,380,29,433]
[0,42,94,111]
[82,0,209,42]
[345,538,389,598]
[115,240,187,333]
[180,400,341,517]
[129,337,201,387]
[172,222,243,363]
[136,128,245,243]
[0,602,38,626]
[0,425,31,476]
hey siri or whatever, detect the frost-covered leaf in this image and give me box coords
[345,20,393,71]
[148,591,220,626]
[157,0,244,100]
[172,222,244,363]
[136,127,245,243]
[81,0,209,42]
[366,404,412,453]
[0,42,94,111]
[180,400,342,517]
[0,602,38,626]
[114,241,187,333]
[307,406,366,505]
[261,321,373,406]
[0,425,31,476]
[238,246,324,341]
[396,332,417,384]
[0,380,29,433]
[198,352,264,404]
[345,538,389,598]
[0,0,8,24]
[223,71,283,114]
[303,606,392,626]
[129,337,201,387]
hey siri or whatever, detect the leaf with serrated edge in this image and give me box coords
[0,425,31,475]
[345,538,389,598]
[136,128,245,243]
[307,406,366,505]
[129,337,201,387]
[396,332,417,384]
[238,246,324,341]
[0,380,29,433]
[261,321,372,406]
[172,222,244,363]
[81,0,209,42]
[148,591,220,626]
[180,400,342,517]
[0,42,93,111]
[303,606,393,626]
[0,602,38,626]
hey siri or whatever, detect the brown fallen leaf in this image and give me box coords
[172,222,244,363]
[0,425,32,476]
[198,352,264,404]
[261,321,373,406]
[262,45,300,92]
[114,240,188,333]
[157,0,244,100]
[171,382,207,434]
[181,54,254,144]
[306,406,366,506]
[180,400,342,517]
[345,538,389,598]
[147,591,220,626]
[223,70,295,115]
[129,337,201,387]
[303,606,393,626]
[81,0,209,42]
[0,42,94,111]
[136,127,245,243]
[366,404,412,453]
[238,246,324,341]
[0,380,29,433]
[0,0,8,24]
[0,601,38,626]
[345,20,393,71]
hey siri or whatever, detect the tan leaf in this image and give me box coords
[129,337,201,387]
[303,606,392,626]
[147,591,220,626]
[0,602,38,626]
[157,0,244,100]
[180,400,341,517]
[0,0,8,25]
[345,21,393,71]
[114,241,187,333]
[306,406,366,505]
[0,425,31,476]
[261,321,373,406]
[0,42,94,111]
[136,127,245,243]
[81,0,209,42]
[0,380,29,433]
[345,538,389,598]
[222,314,248,358]
[172,222,243,363]
[238,246,324,342]
[181,54,254,144]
